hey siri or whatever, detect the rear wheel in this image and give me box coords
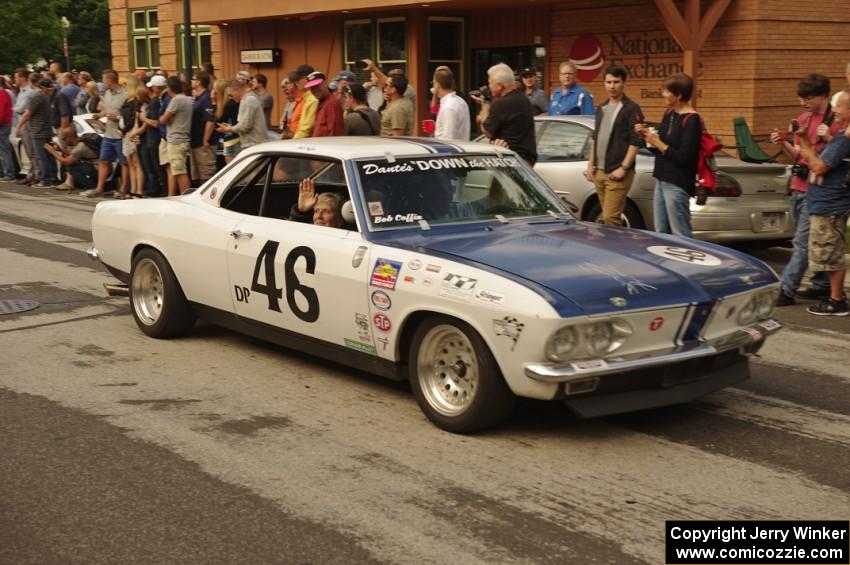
[409,315,516,433]
[130,248,196,338]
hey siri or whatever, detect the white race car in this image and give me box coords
[89,137,782,433]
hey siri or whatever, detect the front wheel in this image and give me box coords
[129,248,196,338]
[409,315,516,433]
[586,199,645,229]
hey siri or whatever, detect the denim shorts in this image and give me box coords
[100,137,128,165]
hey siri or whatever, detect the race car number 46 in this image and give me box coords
[647,246,722,266]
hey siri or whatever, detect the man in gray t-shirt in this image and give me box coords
[159,76,193,195]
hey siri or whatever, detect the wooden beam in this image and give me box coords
[697,0,732,48]
[653,0,693,49]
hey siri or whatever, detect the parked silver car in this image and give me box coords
[531,115,794,243]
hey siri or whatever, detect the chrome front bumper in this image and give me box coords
[524,319,781,384]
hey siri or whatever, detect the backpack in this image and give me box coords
[80,132,102,155]
[679,112,723,191]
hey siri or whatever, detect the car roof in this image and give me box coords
[535,115,595,126]
[238,137,515,161]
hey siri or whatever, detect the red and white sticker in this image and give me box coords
[373,313,392,332]
[649,316,665,331]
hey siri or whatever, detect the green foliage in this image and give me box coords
[0,0,65,73]
[0,0,109,76]
[58,0,110,76]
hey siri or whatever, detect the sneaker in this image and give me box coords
[775,292,796,307]
[796,287,831,300]
[807,298,849,316]
[82,189,104,198]
[32,182,57,189]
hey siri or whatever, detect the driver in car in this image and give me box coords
[289,178,345,228]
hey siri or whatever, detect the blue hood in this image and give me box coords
[373,221,778,317]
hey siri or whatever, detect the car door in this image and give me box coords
[533,120,595,211]
[225,155,376,353]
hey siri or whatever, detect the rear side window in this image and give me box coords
[536,122,591,162]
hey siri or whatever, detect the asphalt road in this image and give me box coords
[1,182,849,564]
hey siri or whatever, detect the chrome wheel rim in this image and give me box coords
[417,325,479,417]
[132,258,164,326]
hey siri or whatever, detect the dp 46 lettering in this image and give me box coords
[235,240,320,322]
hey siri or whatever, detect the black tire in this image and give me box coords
[129,248,196,338]
[408,315,517,433]
[585,198,645,229]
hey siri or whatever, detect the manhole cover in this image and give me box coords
[0,299,40,315]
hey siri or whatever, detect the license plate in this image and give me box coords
[760,213,783,231]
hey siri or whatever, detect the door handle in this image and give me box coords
[230,230,254,239]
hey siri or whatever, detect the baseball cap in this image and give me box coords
[333,70,356,83]
[520,67,537,77]
[346,83,367,103]
[236,70,252,82]
[328,81,337,92]
[295,64,315,79]
[305,71,326,89]
[146,75,167,88]
[37,78,53,89]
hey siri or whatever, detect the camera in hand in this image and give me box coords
[355,60,369,70]
[791,164,809,179]
[469,85,491,102]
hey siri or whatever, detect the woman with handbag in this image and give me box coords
[636,73,701,238]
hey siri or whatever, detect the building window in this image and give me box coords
[428,17,464,91]
[343,17,407,80]
[177,25,213,71]
[129,8,160,70]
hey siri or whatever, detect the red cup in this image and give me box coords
[421,119,435,136]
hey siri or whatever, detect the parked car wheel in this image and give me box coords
[585,199,645,229]
[130,248,196,338]
[409,315,516,433]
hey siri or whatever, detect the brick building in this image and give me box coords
[107,0,850,143]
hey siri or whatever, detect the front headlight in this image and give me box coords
[546,326,578,361]
[545,320,632,362]
[754,289,777,320]
[738,288,778,326]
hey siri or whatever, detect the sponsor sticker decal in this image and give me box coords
[370,258,402,290]
[344,339,377,354]
[354,313,373,343]
[759,319,781,332]
[425,264,442,273]
[439,273,478,301]
[371,290,392,311]
[741,327,763,341]
[408,259,422,270]
[649,316,664,331]
[367,201,384,216]
[493,316,524,351]
[376,336,390,352]
[610,297,627,307]
[647,246,722,266]
[210,187,217,199]
[474,289,504,305]
[373,313,392,332]
[403,275,415,283]
[423,277,434,287]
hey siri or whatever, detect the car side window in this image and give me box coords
[220,158,271,216]
[536,122,591,162]
[266,157,354,229]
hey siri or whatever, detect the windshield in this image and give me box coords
[355,154,567,230]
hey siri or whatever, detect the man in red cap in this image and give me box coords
[306,71,343,137]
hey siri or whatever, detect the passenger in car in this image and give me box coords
[289,178,345,228]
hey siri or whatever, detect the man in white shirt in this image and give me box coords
[433,68,470,141]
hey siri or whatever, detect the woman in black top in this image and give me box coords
[636,73,701,238]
